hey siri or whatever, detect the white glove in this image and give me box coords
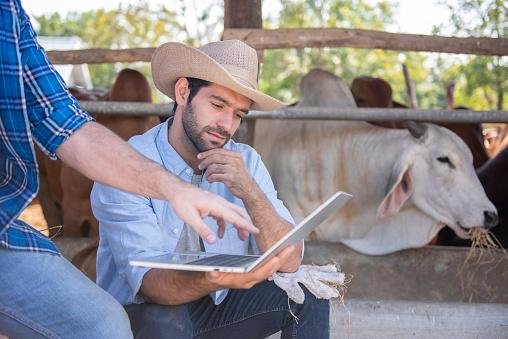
[269,264,347,304]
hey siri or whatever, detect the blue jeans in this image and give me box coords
[125,280,330,339]
[0,248,132,339]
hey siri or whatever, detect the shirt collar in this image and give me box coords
[155,118,189,176]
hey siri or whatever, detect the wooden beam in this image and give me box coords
[224,0,263,146]
[223,28,508,56]
[45,29,507,65]
[224,0,262,29]
[47,48,155,65]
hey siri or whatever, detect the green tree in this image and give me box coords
[36,2,183,91]
[259,0,431,106]
[434,0,507,110]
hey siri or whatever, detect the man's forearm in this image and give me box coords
[140,269,219,305]
[58,122,257,243]
[140,246,297,305]
[241,183,302,271]
[241,184,292,250]
[57,121,184,202]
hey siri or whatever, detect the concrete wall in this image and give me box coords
[267,299,508,338]
[330,299,508,338]
[55,239,508,303]
[303,242,508,304]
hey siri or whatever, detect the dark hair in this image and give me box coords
[172,77,211,114]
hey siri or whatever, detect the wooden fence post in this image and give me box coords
[224,0,262,146]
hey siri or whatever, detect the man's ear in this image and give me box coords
[174,78,190,106]
[376,161,414,220]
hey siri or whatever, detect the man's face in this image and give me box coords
[181,83,251,152]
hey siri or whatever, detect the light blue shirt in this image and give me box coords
[91,120,294,305]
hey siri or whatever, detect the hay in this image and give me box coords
[464,228,502,265]
[321,261,353,306]
[457,228,508,302]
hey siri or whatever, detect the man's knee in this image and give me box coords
[295,286,330,320]
[125,303,192,338]
[83,298,132,338]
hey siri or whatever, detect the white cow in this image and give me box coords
[254,69,497,255]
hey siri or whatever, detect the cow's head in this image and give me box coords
[377,122,498,238]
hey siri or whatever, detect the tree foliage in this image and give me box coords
[36,1,224,97]
[34,0,505,110]
[36,2,183,90]
[259,0,430,106]
[434,0,507,110]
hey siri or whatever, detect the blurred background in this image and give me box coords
[23,0,507,109]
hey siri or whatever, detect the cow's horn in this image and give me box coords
[406,121,427,139]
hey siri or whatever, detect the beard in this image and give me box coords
[182,103,231,152]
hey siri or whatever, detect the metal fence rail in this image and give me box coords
[81,101,508,123]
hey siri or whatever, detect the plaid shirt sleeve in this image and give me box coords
[0,0,94,253]
[17,5,94,159]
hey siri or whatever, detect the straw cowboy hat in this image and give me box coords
[151,40,286,111]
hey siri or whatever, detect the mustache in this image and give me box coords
[202,126,231,140]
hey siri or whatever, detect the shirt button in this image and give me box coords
[173,228,179,234]
[185,168,193,175]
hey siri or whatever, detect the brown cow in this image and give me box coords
[37,68,159,237]
[71,238,100,281]
[351,76,394,108]
[350,76,490,169]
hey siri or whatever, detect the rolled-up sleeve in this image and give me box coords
[17,5,93,159]
[249,151,304,258]
[91,183,166,304]
[252,152,294,225]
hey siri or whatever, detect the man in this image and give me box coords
[91,40,330,338]
[0,1,255,338]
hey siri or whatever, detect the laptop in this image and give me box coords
[130,191,352,273]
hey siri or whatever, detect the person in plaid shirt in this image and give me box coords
[0,1,257,337]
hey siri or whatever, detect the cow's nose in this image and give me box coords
[483,210,499,229]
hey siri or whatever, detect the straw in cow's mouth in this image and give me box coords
[457,221,470,233]
[461,227,503,267]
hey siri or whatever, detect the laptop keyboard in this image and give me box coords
[188,254,258,267]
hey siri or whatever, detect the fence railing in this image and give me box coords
[222,28,508,56]
[46,28,507,65]
[51,25,506,122]
[80,101,508,123]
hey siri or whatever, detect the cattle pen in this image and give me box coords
[43,1,508,338]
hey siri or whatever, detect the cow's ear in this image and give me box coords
[376,165,414,220]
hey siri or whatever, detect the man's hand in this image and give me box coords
[169,181,258,243]
[140,246,297,305]
[58,122,258,244]
[197,148,302,271]
[204,246,295,289]
[198,149,255,200]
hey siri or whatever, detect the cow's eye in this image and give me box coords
[437,156,456,169]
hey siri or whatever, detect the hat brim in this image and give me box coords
[151,42,286,111]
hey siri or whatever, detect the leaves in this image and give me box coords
[35,0,505,110]
[434,0,507,110]
[260,0,417,104]
[36,1,183,90]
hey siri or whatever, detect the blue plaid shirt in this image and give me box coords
[0,0,93,254]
